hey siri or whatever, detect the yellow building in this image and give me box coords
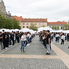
[11,16,48,29]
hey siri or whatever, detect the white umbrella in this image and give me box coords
[21,28,30,32]
[14,29,19,32]
[56,30,63,33]
[43,27,52,31]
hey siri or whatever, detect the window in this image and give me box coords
[43,23,45,25]
[27,26,28,28]
[23,26,25,28]
[23,23,25,25]
[27,23,28,25]
[39,23,41,25]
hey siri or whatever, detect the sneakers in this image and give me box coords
[68,46,69,50]
[23,50,25,52]
[46,53,50,55]
[21,50,22,52]
[5,48,8,49]
[21,50,25,52]
[27,44,30,46]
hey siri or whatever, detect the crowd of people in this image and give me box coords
[0,29,69,54]
[39,30,51,55]
[39,30,69,55]
[51,32,69,45]
[0,30,35,52]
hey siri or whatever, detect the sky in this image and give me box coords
[3,0,69,22]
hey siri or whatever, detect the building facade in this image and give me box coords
[11,16,67,30]
[21,18,47,29]
[11,16,47,29]
[48,21,67,29]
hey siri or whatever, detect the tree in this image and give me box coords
[63,24,69,30]
[0,14,21,29]
[29,23,38,31]
[51,26,56,30]
[40,25,46,27]
[56,26,59,30]
[68,21,69,24]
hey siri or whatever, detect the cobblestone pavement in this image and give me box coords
[0,35,69,69]
[52,37,69,55]
[0,58,68,69]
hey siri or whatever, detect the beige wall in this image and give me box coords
[20,22,47,29]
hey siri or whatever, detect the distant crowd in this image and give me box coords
[39,30,69,55]
[0,30,35,52]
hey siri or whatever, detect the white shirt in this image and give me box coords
[29,35,31,38]
[43,36,45,39]
[24,35,27,41]
[27,34,30,37]
[21,35,25,41]
[56,34,59,37]
[51,34,54,36]
[61,35,65,40]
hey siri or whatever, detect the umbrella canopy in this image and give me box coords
[21,28,30,32]
[38,27,52,32]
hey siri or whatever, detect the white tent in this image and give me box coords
[38,27,52,32]
[21,28,30,32]
[43,27,52,31]
[56,30,63,33]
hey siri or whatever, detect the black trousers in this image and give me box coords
[43,40,46,46]
[56,37,57,42]
[24,41,27,46]
[11,39,14,45]
[3,40,5,49]
[17,37,19,43]
[61,39,64,45]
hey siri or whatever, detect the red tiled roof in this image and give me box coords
[11,16,22,21]
[48,21,67,25]
[22,18,47,22]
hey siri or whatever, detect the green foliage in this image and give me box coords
[40,25,46,27]
[51,26,59,30]
[29,23,38,31]
[56,26,59,30]
[63,24,69,30]
[0,14,21,29]
[68,21,69,24]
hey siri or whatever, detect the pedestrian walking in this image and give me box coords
[61,33,65,45]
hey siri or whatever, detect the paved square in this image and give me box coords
[0,58,68,69]
[0,35,69,69]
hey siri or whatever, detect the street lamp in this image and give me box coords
[12,16,14,29]
[8,11,14,29]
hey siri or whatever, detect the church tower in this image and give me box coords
[0,0,6,14]
[0,0,10,18]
